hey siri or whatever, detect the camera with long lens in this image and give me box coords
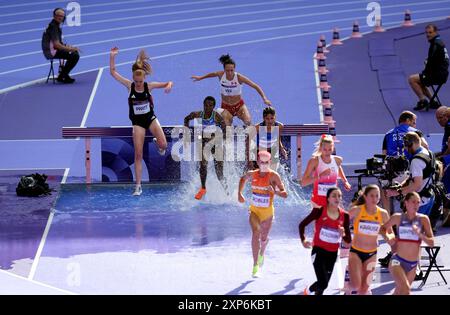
[352,154,409,202]
[355,153,409,188]
[365,155,409,181]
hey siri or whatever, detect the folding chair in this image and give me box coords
[42,30,64,84]
[429,83,445,108]
[45,58,64,84]
[418,245,449,289]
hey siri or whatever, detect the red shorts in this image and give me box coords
[221,99,245,116]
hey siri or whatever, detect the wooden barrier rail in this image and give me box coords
[62,124,329,183]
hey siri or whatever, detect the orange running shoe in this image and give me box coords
[195,188,207,200]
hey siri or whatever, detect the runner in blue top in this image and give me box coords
[184,96,228,200]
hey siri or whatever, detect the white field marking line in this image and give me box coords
[0,77,46,91]
[7,2,444,59]
[0,0,168,17]
[0,15,447,95]
[27,209,56,280]
[313,57,324,123]
[0,269,77,295]
[1,0,448,38]
[1,10,447,75]
[28,167,69,281]
[0,139,78,143]
[0,0,302,27]
[0,167,68,170]
[80,68,103,128]
[0,0,383,47]
[61,167,69,184]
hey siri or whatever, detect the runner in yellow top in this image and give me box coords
[348,184,393,294]
[238,151,288,278]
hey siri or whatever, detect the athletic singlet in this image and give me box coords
[220,72,242,96]
[353,205,383,237]
[397,213,423,243]
[128,82,154,119]
[313,206,346,252]
[257,121,280,151]
[311,156,339,207]
[201,110,218,133]
[249,171,274,211]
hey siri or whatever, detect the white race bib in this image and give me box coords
[133,102,150,115]
[319,227,341,244]
[358,220,380,236]
[398,226,420,241]
[251,192,270,208]
[318,183,336,196]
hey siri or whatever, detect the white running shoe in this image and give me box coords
[153,138,166,156]
[133,185,142,196]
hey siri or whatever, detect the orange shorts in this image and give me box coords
[221,99,245,116]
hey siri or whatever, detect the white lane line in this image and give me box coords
[0,0,301,26]
[0,0,165,16]
[1,9,448,74]
[0,15,447,95]
[1,6,378,59]
[0,0,65,9]
[0,0,379,42]
[0,0,369,47]
[80,68,103,127]
[0,269,77,295]
[1,0,449,35]
[0,0,302,38]
[9,2,442,59]
[28,167,69,281]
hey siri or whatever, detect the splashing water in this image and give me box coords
[174,159,310,211]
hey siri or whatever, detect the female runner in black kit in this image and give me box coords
[110,47,173,196]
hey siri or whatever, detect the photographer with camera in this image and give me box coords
[386,132,436,216]
[381,111,428,214]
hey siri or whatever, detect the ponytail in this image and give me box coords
[219,54,236,67]
[132,49,152,76]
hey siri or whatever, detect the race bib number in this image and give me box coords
[318,183,336,196]
[251,192,270,208]
[319,227,341,244]
[398,226,420,241]
[133,102,150,115]
[358,220,380,236]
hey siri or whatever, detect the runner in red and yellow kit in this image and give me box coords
[238,151,288,277]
